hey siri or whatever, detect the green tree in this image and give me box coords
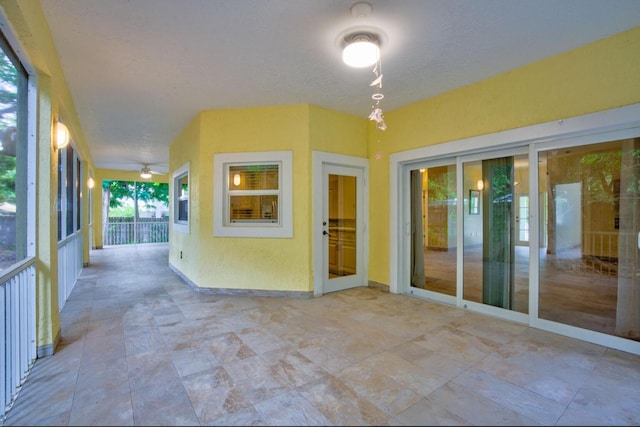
[101,179,169,243]
[102,179,168,216]
[0,154,15,203]
[427,170,456,201]
[0,47,18,205]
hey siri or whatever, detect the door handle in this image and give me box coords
[323,230,331,237]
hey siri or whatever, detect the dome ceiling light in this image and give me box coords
[342,32,380,68]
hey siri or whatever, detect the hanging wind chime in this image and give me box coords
[368,56,386,131]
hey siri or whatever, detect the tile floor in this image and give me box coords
[3,243,640,426]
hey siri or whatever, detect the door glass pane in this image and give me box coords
[463,154,529,313]
[539,138,640,341]
[518,196,529,243]
[328,174,356,278]
[410,165,457,295]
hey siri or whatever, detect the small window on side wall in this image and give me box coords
[214,151,293,238]
[173,162,189,234]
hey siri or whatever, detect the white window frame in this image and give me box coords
[172,162,190,234]
[214,151,293,238]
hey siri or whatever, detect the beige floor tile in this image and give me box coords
[427,382,540,426]
[180,367,252,424]
[4,243,640,426]
[69,389,134,426]
[207,406,267,426]
[452,367,565,425]
[298,375,391,426]
[339,362,423,417]
[130,379,199,426]
[261,348,329,388]
[393,397,471,426]
[362,351,449,397]
[208,331,258,364]
[253,389,332,426]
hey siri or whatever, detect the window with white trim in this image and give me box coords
[172,162,189,234]
[214,151,292,238]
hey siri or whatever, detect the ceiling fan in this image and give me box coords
[139,163,166,179]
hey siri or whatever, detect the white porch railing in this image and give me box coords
[104,219,169,246]
[1,258,36,421]
[1,230,83,422]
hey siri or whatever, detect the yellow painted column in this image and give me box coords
[81,160,92,265]
[92,171,104,249]
[35,74,61,357]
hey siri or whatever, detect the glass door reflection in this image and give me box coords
[538,138,640,341]
[328,174,356,278]
[463,153,529,313]
[410,165,457,297]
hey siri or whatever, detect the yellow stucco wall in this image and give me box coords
[168,114,201,280]
[367,25,640,286]
[308,104,368,157]
[169,105,368,292]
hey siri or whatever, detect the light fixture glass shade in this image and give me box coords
[87,177,95,189]
[55,121,70,149]
[342,40,380,68]
[477,179,484,191]
[233,173,241,186]
[140,167,152,179]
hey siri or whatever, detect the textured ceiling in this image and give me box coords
[39,0,640,174]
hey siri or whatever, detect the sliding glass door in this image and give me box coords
[538,138,640,340]
[462,151,529,314]
[403,134,640,343]
[396,106,640,353]
[409,162,457,302]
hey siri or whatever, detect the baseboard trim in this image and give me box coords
[368,280,390,292]
[168,263,314,299]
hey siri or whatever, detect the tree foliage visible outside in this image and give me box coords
[0,154,15,204]
[427,170,456,201]
[101,180,170,245]
[0,47,17,205]
[102,179,169,218]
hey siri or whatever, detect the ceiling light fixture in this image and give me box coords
[140,166,152,179]
[342,33,380,68]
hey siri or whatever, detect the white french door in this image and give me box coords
[313,152,368,296]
